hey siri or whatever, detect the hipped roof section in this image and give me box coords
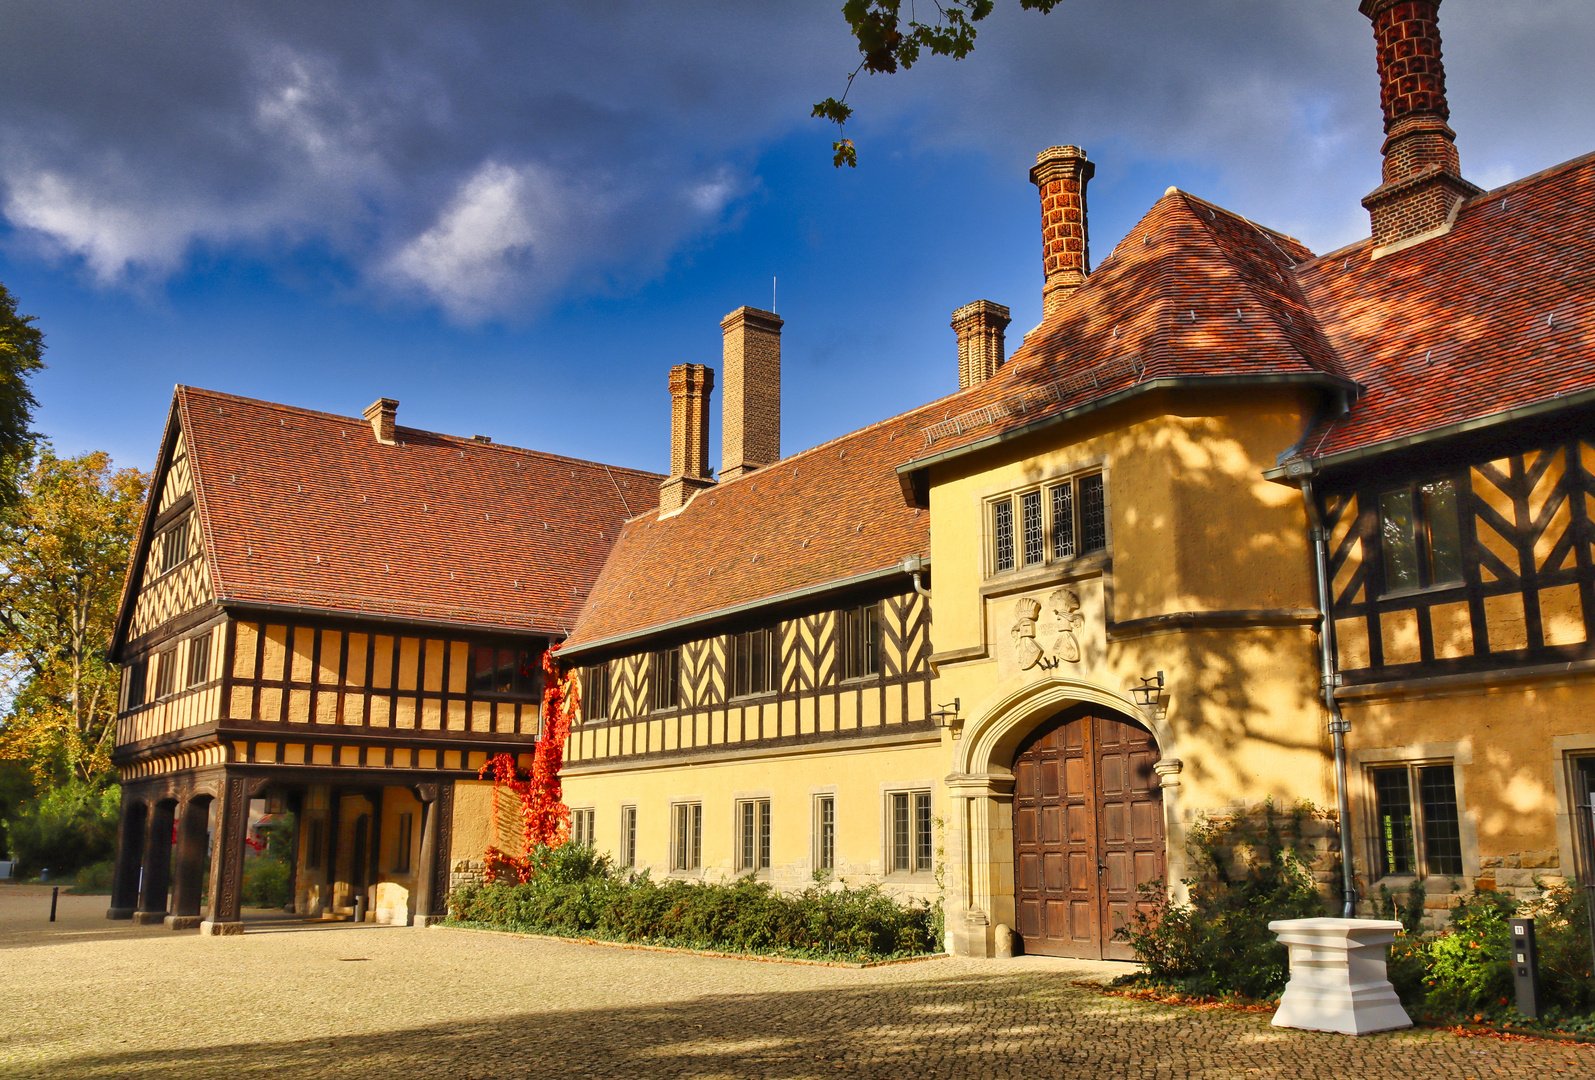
[1291,150,1595,468]
[563,191,1355,654]
[111,386,661,656]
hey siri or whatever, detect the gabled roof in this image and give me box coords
[1290,150,1595,469]
[111,386,661,655]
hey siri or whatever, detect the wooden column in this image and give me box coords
[364,789,384,922]
[106,796,147,920]
[201,775,249,935]
[167,796,209,929]
[412,788,441,925]
[132,800,176,924]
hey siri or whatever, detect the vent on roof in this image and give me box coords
[363,398,398,445]
[472,435,491,443]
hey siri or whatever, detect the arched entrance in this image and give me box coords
[1011,704,1164,959]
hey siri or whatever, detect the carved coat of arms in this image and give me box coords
[1011,586,1086,671]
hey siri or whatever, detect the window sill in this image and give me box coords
[884,871,937,883]
[728,690,778,703]
[1378,581,1466,602]
[839,674,882,686]
[982,552,1108,599]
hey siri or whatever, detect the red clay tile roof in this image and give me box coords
[1293,150,1595,465]
[115,386,661,648]
[901,190,1350,466]
[560,403,940,652]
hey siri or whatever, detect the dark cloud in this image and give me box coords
[2,1,1589,317]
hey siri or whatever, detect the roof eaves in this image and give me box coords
[898,373,1355,484]
[1261,386,1595,482]
[561,558,929,659]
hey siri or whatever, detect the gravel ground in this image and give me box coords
[2,883,1591,1079]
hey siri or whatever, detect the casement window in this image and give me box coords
[888,790,934,874]
[731,628,776,697]
[1573,759,1595,887]
[840,603,880,680]
[651,648,681,711]
[671,802,702,871]
[394,812,414,873]
[1377,478,1464,593]
[815,795,836,873]
[571,808,596,848]
[990,472,1105,575]
[186,630,213,688]
[472,645,544,698]
[583,663,610,721]
[736,799,772,873]
[619,806,638,868]
[1369,764,1464,879]
[125,659,148,710]
[153,649,178,700]
[158,515,190,575]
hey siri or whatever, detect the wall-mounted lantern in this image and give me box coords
[930,698,962,731]
[1131,671,1165,708]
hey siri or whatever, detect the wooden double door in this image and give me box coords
[1011,706,1165,959]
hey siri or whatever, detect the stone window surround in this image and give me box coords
[976,455,1111,581]
[881,781,936,880]
[811,786,838,873]
[1552,735,1595,884]
[1349,742,1479,888]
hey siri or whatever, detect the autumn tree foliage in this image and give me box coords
[477,647,580,882]
[0,448,149,789]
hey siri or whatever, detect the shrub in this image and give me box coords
[448,845,937,962]
[1518,879,1595,1013]
[242,856,292,908]
[1117,800,1329,1000]
[6,781,119,877]
[70,859,115,894]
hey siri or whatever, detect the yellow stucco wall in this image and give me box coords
[556,737,945,902]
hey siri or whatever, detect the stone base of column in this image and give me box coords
[1269,917,1411,1035]
[106,907,136,920]
[199,919,245,936]
[414,915,448,928]
[130,910,169,925]
[164,915,203,930]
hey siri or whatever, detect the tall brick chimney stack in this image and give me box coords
[951,300,1011,389]
[719,306,782,483]
[363,398,397,445]
[1360,0,1481,249]
[659,363,715,513]
[1030,146,1094,319]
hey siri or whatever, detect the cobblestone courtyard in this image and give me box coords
[3,886,1592,1080]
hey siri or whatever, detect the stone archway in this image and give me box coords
[944,674,1185,958]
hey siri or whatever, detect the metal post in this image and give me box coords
[50,886,58,922]
[1509,917,1542,1019]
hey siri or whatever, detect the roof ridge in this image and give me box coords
[177,384,662,479]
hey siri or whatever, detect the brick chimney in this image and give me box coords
[363,398,397,445]
[1030,146,1094,319]
[659,364,715,513]
[1360,0,1481,250]
[719,306,782,483]
[951,300,1011,389]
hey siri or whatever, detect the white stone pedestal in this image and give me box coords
[1268,917,1411,1035]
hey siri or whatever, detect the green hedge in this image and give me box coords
[447,843,939,962]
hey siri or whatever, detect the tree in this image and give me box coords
[814,0,1063,167]
[0,283,44,503]
[0,448,149,790]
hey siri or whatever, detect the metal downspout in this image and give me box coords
[1299,475,1358,917]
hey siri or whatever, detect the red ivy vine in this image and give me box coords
[478,645,580,883]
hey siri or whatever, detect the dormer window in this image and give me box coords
[159,515,191,575]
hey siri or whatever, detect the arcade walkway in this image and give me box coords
[2,884,1589,1079]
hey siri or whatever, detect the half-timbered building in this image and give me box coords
[105,386,658,933]
[557,0,1595,959]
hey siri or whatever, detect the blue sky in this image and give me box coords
[4,1,1593,476]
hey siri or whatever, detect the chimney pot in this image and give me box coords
[660,363,715,513]
[1030,146,1094,318]
[951,300,1011,389]
[719,306,782,483]
[363,398,398,445]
